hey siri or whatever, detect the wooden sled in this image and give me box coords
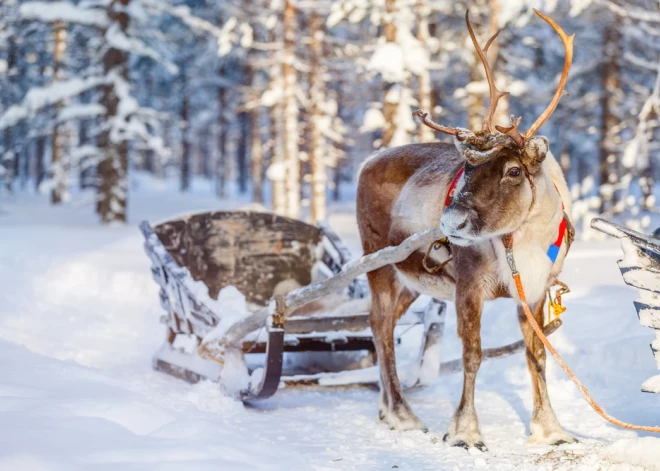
[140,211,446,401]
[592,218,660,394]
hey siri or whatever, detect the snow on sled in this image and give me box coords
[140,210,445,401]
[592,218,660,394]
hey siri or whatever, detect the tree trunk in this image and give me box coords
[282,0,300,219]
[3,38,16,193]
[216,83,228,198]
[333,161,341,202]
[180,76,190,192]
[251,105,264,203]
[308,11,326,223]
[200,124,212,179]
[237,110,249,194]
[3,128,13,193]
[599,21,622,214]
[487,0,509,127]
[467,50,484,131]
[35,136,46,191]
[20,125,29,189]
[382,0,400,148]
[269,91,286,213]
[97,0,131,224]
[416,0,434,143]
[641,166,654,211]
[51,21,67,204]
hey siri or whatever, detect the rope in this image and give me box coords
[513,272,660,433]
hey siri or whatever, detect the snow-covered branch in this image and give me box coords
[0,75,107,130]
[107,23,178,74]
[597,0,660,24]
[20,2,108,27]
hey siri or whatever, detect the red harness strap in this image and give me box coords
[547,184,566,263]
[444,167,464,208]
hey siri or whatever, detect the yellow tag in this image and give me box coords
[546,282,569,324]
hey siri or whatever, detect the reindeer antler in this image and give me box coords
[495,115,524,147]
[414,9,573,158]
[524,9,574,139]
[412,110,476,142]
[465,10,509,134]
[412,109,460,136]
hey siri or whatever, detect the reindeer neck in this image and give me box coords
[512,164,563,246]
[492,164,565,304]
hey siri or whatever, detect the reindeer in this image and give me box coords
[357,10,576,450]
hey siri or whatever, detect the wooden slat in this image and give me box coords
[153,358,204,384]
[242,336,376,354]
[284,313,370,334]
[633,302,660,329]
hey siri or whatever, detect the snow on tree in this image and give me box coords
[0,0,658,234]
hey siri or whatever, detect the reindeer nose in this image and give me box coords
[441,210,469,235]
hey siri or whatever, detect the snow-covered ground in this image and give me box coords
[1,181,659,471]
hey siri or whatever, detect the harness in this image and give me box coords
[440,165,572,262]
[423,164,574,321]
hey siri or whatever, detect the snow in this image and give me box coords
[201,286,253,346]
[105,23,178,75]
[58,103,106,122]
[642,375,660,394]
[368,43,405,83]
[360,106,385,133]
[20,2,108,27]
[1,180,659,470]
[602,437,660,470]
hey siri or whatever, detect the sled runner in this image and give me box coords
[592,218,660,394]
[140,210,446,401]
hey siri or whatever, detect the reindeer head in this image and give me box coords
[415,9,573,247]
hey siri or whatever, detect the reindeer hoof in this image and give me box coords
[475,441,488,452]
[529,429,577,446]
[383,406,426,431]
[552,437,578,446]
[444,434,487,451]
[452,440,469,450]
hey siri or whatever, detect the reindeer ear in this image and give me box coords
[522,136,549,173]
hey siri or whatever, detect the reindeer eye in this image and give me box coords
[507,167,521,178]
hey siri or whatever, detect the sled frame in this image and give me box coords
[140,215,445,401]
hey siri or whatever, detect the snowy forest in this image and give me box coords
[3,1,660,469]
[0,0,658,229]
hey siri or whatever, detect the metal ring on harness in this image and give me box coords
[423,238,452,274]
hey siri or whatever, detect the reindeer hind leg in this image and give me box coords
[368,267,424,431]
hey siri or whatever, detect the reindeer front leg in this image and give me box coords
[517,302,576,445]
[444,285,487,451]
